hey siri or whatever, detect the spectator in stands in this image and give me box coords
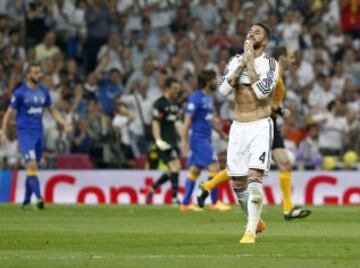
[119,47,134,84]
[170,6,191,34]
[343,78,360,112]
[0,124,20,169]
[71,117,91,153]
[330,60,346,96]
[25,0,51,47]
[298,120,322,170]
[317,100,349,156]
[84,0,114,73]
[111,100,135,168]
[289,50,315,92]
[126,57,159,99]
[190,0,220,33]
[130,35,150,69]
[187,18,207,51]
[98,68,124,116]
[121,79,153,156]
[346,107,360,154]
[277,8,302,51]
[97,32,123,73]
[8,30,26,61]
[140,16,159,54]
[308,74,336,110]
[35,31,61,61]
[50,0,74,53]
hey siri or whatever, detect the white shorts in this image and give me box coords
[227,117,273,177]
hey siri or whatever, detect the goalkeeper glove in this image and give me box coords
[156,139,171,151]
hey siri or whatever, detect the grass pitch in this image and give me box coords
[0,204,359,268]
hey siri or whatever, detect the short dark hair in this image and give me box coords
[25,62,42,74]
[254,23,270,40]
[164,77,179,89]
[109,68,121,74]
[272,47,287,60]
[198,69,217,89]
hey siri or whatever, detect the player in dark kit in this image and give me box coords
[145,77,182,205]
[1,63,72,209]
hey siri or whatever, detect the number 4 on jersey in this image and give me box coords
[259,152,266,163]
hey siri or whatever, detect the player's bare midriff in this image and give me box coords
[233,84,272,122]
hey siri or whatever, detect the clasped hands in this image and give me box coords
[228,39,254,87]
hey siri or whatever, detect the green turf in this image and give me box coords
[0,204,359,268]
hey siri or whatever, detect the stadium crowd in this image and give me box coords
[0,0,359,170]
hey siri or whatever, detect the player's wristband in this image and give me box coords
[219,78,234,96]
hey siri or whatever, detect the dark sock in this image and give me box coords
[182,178,195,205]
[208,176,218,204]
[170,172,179,199]
[24,176,33,204]
[28,175,42,199]
[210,187,218,205]
[153,173,170,189]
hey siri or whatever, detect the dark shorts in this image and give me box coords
[188,138,217,168]
[271,117,285,150]
[18,133,44,163]
[159,146,180,163]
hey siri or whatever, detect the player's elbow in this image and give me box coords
[252,81,271,100]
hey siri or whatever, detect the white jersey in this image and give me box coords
[218,52,279,100]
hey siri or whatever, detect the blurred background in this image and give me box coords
[0,0,359,172]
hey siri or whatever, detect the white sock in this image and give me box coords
[232,184,249,216]
[246,181,263,235]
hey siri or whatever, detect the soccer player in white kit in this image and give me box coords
[218,23,279,243]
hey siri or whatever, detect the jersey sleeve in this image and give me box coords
[251,57,279,100]
[218,55,242,96]
[9,90,22,111]
[185,94,198,117]
[152,100,164,121]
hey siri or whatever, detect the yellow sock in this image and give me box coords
[278,171,294,213]
[187,172,198,181]
[203,169,229,191]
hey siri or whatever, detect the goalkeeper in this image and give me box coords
[145,77,182,205]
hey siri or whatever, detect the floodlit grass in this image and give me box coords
[0,204,359,268]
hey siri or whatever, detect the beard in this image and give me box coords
[253,41,262,49]
[30,77,40,85]
[210,84,217,92]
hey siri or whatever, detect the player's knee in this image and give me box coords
[248,169,263,179]
[277,158,292,172]
[168,160,181,173]
[208,163,219,174]
[232,177,247,187]
[274,151,292,171]
[208,171,217,178]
